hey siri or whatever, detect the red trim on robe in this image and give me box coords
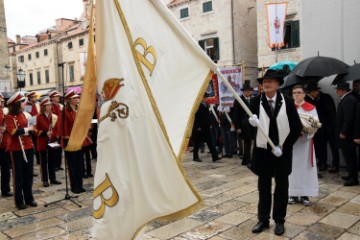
[295,101,316,111]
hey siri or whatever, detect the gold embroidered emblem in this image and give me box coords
[99,100,129,123]
[102,78,124,101]
[93,173,119,219]
[134,38,157,76]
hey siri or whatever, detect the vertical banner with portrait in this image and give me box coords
[79,52,88,81]
[204,73,219,104]
[218,65,243,108]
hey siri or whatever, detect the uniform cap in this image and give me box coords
[7,92,25,106]
[26,91,37,99]
[65,90,79,100]
[40,97,51,107]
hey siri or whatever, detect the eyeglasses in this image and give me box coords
[21,99,26,102]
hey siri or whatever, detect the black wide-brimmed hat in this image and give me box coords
[335,82,350,91]
[257,69,285,85]
[305,82,321,92]
[241,83,253,91]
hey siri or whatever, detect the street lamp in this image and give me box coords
[16,68,26,91]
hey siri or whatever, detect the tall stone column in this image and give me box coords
[0,0,10,91]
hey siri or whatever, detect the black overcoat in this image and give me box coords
[335,93,358,148]
[249,92,302,177]
[233,95,252,140]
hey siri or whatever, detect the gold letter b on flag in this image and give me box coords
[93,174,119,219]
[134,38,157,76]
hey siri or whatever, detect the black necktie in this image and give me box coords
[268,99,274,115]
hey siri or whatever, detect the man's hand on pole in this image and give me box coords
[249,114,259,127]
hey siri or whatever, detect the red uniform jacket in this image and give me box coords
[63,108,76,139]
[0,108,9,149]
[5,113,34,152]
[36,113,60,151]
[51,103,63,135]
[25,102,39,116]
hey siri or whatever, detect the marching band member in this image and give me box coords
[25,91,40,167]
[49,90,64,171]
[63,90,85,194]
[5,92,37,210]
[36,98,62,187]
[0,93,12,197]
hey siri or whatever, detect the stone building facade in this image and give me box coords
[168,0,258,82]
[256,0,302,71]
[0,0,11,91]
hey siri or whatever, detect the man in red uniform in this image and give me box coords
[49,90,64,171]
[24,91,40,167]
[63,90,85,194]
[36,98,62,187]
[5,92,37,209]
[0,93,12,197]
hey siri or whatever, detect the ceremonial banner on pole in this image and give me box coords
[91,0,218,239]
[218,65,243,108]
[266,2,288,48]
[204,73,219,105]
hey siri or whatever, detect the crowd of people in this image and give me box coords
[191,69,360,235]
[0,90,98,210]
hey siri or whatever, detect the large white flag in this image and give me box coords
[92,0,217,239]
[266,3,288,48]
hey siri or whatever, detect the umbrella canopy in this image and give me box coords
[270,61,298,71]
[332,63,360,84]
[65,86,82,94]
[281,74,322,89]
[292,56,348,77]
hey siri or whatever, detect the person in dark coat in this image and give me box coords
[354,102,360,146]
[335,82,358,186]
[350,80,360,169]
[305,83,339,172]
[249,69,302,236]
[233,83,253,166]
[192,100,221,162]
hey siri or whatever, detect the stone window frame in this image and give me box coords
[45,69,50,84]
[180,7,189,19]
[202,1,213,14]
[36,70,41,85]
[69,63,75,82]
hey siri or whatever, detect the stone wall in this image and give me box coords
[0,0,10,84]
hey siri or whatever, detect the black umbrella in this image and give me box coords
[332,63,360,84]
[292,56,348,77]
[281,74,322,89]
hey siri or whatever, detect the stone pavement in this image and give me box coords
[1,151,360,240]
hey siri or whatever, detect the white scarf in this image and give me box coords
[256,93,290,149]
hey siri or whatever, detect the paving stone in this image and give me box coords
[337,232,360,240]
[203,193,237,207]
[189,209,223,223]
[338,202,360,216]
[251,232,290,239]
[146,218,203,239]
[299,203,336,217]
[206,199,247,215]
[180,221,232,239]
[33,208,69,220]
[216,210,254,226]
[236,191,258,203]
[0,212,17,222]
[0,232,8,240]
[0,216,38,231]
[318,195,348,207]
[12,226,65,240]
[286,212,321,227]
[65,216,93,232]
[348,221,360,235]
[219,219,257,240]
[307,222,345,238]
[59,207,92,222]
[3,217,65,238]
[293,230,334,240]
[320,211,360,229]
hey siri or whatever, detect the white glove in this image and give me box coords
[272,146,283,157]
[249,114,259,127]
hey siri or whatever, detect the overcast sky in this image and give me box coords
[4,0,84,40]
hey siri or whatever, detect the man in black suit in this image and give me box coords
[335,82,359,186]
[233,83,253,166]
[249,69,302,236]
[192,100,221,162]
[305,83,339,172]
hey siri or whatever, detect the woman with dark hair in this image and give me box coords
[63,90,85,194]
[36,98,62,187]
[5,92,37,209]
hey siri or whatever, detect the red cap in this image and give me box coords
[65,90,79,100]
[7,92,25,106]
[49,90,61,98]
[27,91,37,99]
[40,97,51,107]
